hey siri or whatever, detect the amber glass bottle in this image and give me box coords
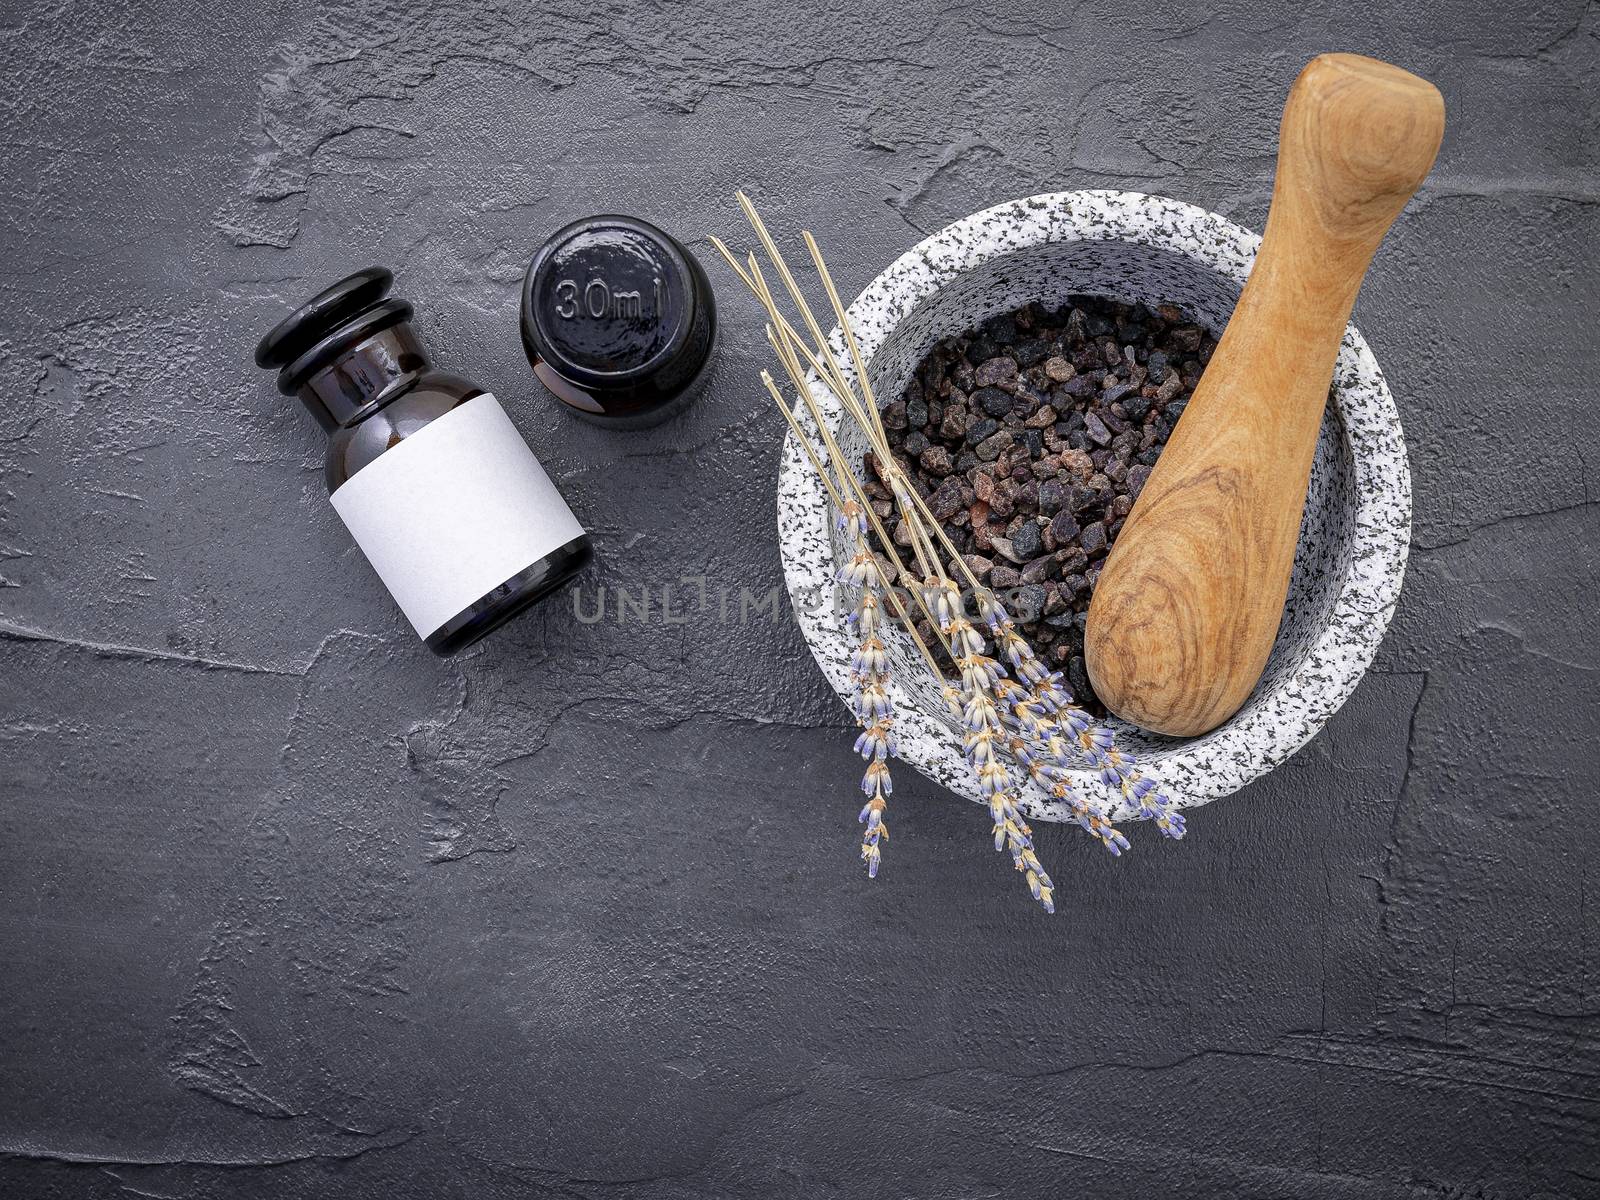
[256,268,592,655]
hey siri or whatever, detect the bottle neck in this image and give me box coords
[297,323,429,430]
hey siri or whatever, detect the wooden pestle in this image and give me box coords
[1084,54,1444,737]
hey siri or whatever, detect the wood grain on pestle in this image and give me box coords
[1085,53,1445,737]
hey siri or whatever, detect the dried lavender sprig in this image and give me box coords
[734,232,998,888]
[724,200,1149,907]
[838,535,896,877]
[846,369,1109,869]
[977,593,1182,841]
[974,594,1127,851]
[756,314,948,640]
[800,275,1190,844]
[792,407,936,879]
[779,253,1173,851]
[758,368,924,877]
[777,315,1056,896]
[769,279,1059,904]
[848,614,893,873]
[1079,725,1187,839]
[846,391,1181,838]
[932,581,1056,912]
[992,677,1125,852]
[1041,683,1185,837]
[731,240,948,590]
[728,238,960,619]
[970,594,1116,835]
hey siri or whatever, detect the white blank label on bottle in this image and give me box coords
[330,393,585,638]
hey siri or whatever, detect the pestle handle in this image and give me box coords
[1084,54,1444,738]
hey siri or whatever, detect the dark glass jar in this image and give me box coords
[520,215,717,428]
[256,267,592,655]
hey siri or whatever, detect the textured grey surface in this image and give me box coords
[1,1,1596,1197]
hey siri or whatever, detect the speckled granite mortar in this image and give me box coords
[777,190,1411,822]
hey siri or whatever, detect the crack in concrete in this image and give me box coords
[0,619,303,676]
[1366,668,1429,935]
[1411,499,1599,552]
[0,1128,418,1172]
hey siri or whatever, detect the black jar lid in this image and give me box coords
[520,215,715,425]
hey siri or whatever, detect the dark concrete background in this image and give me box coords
[1,0,1596,1196]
